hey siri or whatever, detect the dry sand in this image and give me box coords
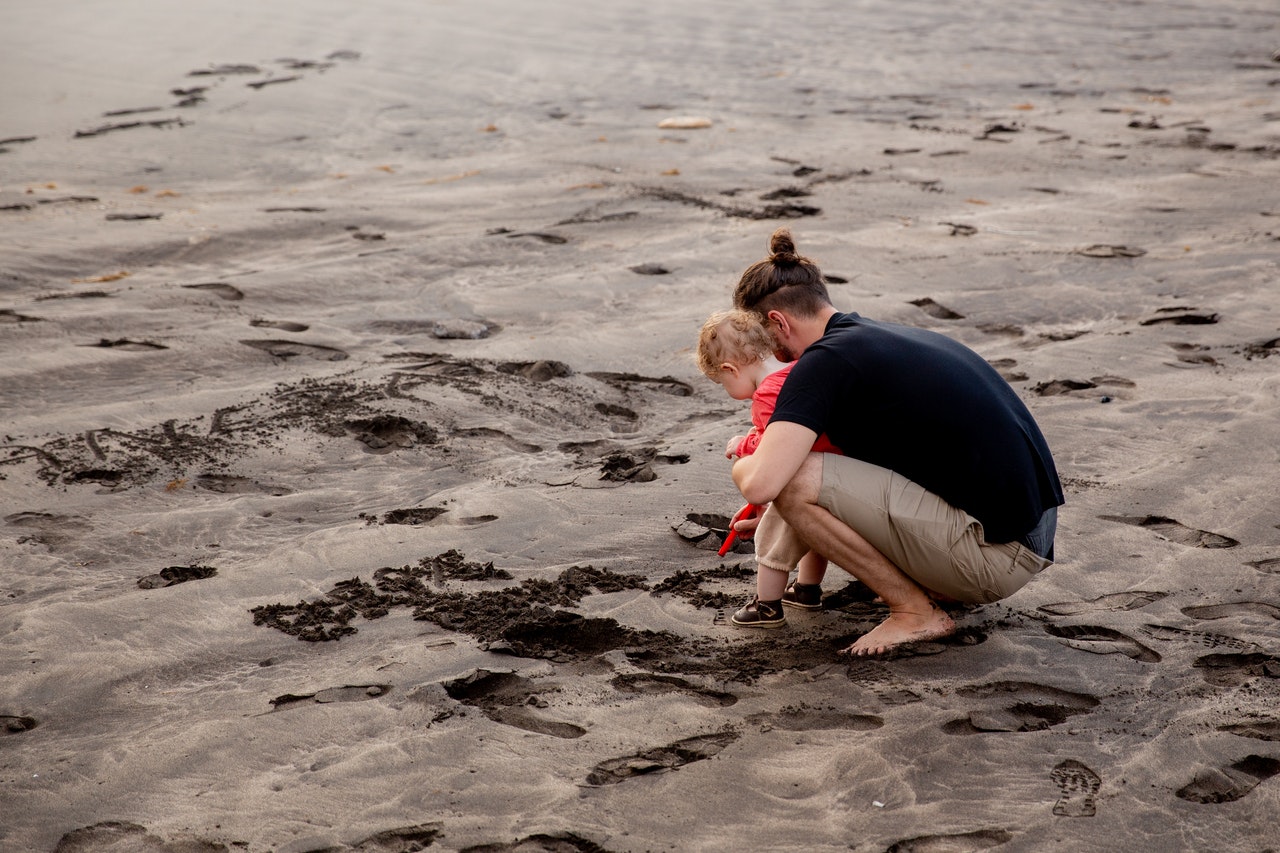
[3,1,1280,850]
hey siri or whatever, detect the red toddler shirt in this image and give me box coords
[734,363,842,459]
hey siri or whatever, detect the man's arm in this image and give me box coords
[731,420,818,506]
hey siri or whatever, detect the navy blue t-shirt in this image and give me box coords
[771,312,1064,544]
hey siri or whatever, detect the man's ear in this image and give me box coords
[767,310,789,337]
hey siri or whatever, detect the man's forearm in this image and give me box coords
[731,421,817,505]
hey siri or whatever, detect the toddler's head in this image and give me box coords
[696,309,774,382]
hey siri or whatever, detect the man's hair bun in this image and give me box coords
[769,228,798,263]
[733,227,830,317]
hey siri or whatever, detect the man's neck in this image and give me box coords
[793,306,838,350]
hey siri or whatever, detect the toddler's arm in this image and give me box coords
[730,426,762,459]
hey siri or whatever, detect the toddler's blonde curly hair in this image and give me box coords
[696,309,775,380]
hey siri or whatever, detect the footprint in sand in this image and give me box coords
[586,371,694,397]
[66,469,125,489]
[845,658,924,707]
[372,506,448,526]
[595,402,638,424]
[1051,759,1102,817]
[250,318,309,332]
[1167,341,1219,366]
[1139,308,1220,326]
[453,427,543,453]
[2,715,38,735]
[1039,590,1168,616]
[585,731,738,786]
[1182,602,1280,621]
[240,338,347,361]
[53,822,225,852]
[638,186,820,220]
[943,681,1099,734]
[884,829,1013,853]
[1075,244,1146,258]
[84,338,167,351]
[505,231,568,244]
[496,360,572,381]
[1032,378,1097,397]
[5,511,91,549]
[909,297,964,320]
[1246,557,1280,575]
[1043,624,1162,663]
[1176,755,1280,804]
[1242,336,1280,360]
[1142,624,1260,653]
[612,673,737,707]
[980,326,1026,342]
[432,318,500,340]
[469,832,605,851]
[760,186,813,200]
[1192,653,1280,688]
[349,824,442,850]
[1032,330,1089,346]
[183,282,244,301]
[270,684,391,710]
[137,564,217,589]
[986,356,1028,381]
[598,447,689,483]
[188,63,262,76]
[443,670,586,739]
[484,706,588,739]
[745,706,883,732]
[345,415,438,452]
[1099,515,1239,549]
[1219,720,1280,742]
[671,511,733,550]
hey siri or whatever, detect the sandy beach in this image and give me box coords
[3,1,1279,850]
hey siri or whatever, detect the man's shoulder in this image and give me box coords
[826,311,864,331]
[823,312,955,352]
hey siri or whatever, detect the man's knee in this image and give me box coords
[773,453,824,514]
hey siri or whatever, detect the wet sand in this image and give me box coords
[2,1,1279,850]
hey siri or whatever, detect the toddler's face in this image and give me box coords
[718,362,756,401]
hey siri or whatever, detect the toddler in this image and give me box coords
[696,309,841,628]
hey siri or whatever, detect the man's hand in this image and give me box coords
[729,502,762,538]
[718,502,763,556]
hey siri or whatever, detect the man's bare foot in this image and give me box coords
[840,608,956,657]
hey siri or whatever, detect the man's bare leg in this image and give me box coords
[773,456,955,655]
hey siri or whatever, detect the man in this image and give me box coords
[727,229,1063,656]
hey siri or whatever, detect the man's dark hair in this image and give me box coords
[732,228,831,318]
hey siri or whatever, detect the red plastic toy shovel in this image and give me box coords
[718,503,761,556]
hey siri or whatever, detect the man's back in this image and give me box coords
[770,312,1063,543]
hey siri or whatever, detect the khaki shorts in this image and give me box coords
[756,455,1051,604]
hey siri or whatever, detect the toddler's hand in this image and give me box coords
[725,436,747,459]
